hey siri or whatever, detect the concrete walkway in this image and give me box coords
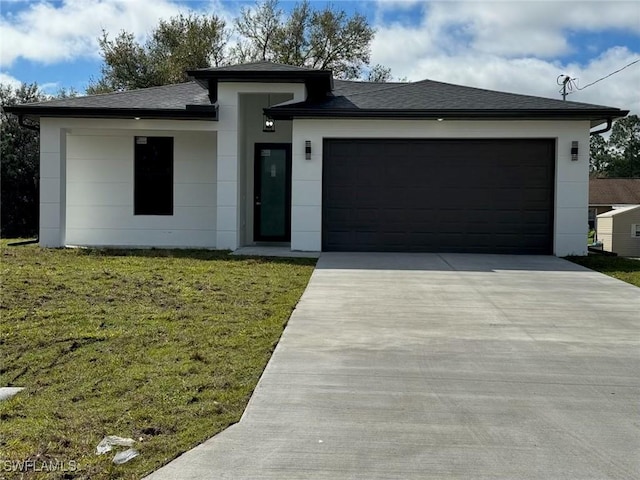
[146,253,640,480]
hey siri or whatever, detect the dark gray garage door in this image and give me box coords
[322,139,555,254]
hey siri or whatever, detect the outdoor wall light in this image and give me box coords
[571,140,579,161]
[305,140,312,160]
[263,115,275,133]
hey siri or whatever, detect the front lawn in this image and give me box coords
[565,255,640,287]
[0,242,315,479]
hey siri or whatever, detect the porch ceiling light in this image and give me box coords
[263,115,275,132]
[263,93,275,132]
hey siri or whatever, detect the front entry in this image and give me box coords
[254,144,292,241]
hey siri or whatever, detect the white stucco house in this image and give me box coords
[4,61,629,255]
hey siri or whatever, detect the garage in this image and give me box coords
[322,139,555,254]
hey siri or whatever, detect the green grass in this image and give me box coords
[0,241,315,479]
[565,255,640,287]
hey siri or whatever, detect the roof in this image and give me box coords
[596,205,640,218]
[589,178,640,205]
[3,61,629,122]
[2,81,216,120]
[187,61,333,99]
[267,78,628,122]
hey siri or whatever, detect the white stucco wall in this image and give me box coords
[39,118,217,248]
[291,119,591,256]
[39,113,592,256]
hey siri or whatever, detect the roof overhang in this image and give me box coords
[265,106,630,122]
[188,69,334,102]
[2,105,218,121]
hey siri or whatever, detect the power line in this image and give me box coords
[557,58,640,100]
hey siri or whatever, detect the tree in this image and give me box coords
[366,64,393,83]
[590,115,640,177]
[90,2,388,90]
[87,13,227,93]
[233,0,374,79]
[1,83,46,237]
[607,114,640,177]
[233,0,283,64]
[589,133,609,175]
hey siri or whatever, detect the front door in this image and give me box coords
[254,144,292,241]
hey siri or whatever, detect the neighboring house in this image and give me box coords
[589,178,640,229]
[4,61,629,256]
[596,206,640,257]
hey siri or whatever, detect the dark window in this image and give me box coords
[134,136,173,215]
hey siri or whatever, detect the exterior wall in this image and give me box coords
[597,217,614,252]
[216,82,305,250]
[39,118,217,248]
[599,208,640,257]
[39,119,67,246]
[291,119,591,256]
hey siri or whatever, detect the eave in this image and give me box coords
[266,107,630,124]
[2,105,218,121]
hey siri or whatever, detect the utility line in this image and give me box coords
[557,58,640,99]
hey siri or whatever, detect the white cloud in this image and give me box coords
[372,0,640,113]
[0,71,22,88]
[0,0,236,68]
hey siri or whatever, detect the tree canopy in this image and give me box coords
[233,0,374,79]
[88,13,227,93]
[1,83,46,237]
[88,0,385,93]
[589,114,640,178]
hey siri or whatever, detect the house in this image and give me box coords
[589,178,640,229]
[596,205,640,257]
[4,61,629,256]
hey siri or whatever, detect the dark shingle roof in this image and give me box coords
[2,81,215,120]
[3,61,629,122]
[22,82,209,110]
[329,79,614,111]
[589,178,640,205]
[267,78,627,120]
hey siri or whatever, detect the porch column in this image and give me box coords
[39,119,67,247]
[216,88,240,250]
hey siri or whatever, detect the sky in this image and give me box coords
[0,0,639,113]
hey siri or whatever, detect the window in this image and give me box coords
[632,224,640,238]
[134,136,173,215]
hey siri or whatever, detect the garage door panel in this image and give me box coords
[323,139,554,253]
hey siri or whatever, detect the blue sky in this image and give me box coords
[1,0,639,113]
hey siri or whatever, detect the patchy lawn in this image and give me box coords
[0,242,315,479]
[566,255,640,287]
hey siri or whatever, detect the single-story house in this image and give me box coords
[596,205,640,257]
[589,178,640,229]
[4,61,629,256]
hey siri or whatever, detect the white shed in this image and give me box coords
[596,205,640,257]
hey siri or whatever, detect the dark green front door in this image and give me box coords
[254,144,291,241]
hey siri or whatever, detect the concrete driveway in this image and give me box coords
[146,253,640,480]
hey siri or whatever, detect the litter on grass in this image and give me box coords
[113,449,140,464]
[96,436,135,455]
